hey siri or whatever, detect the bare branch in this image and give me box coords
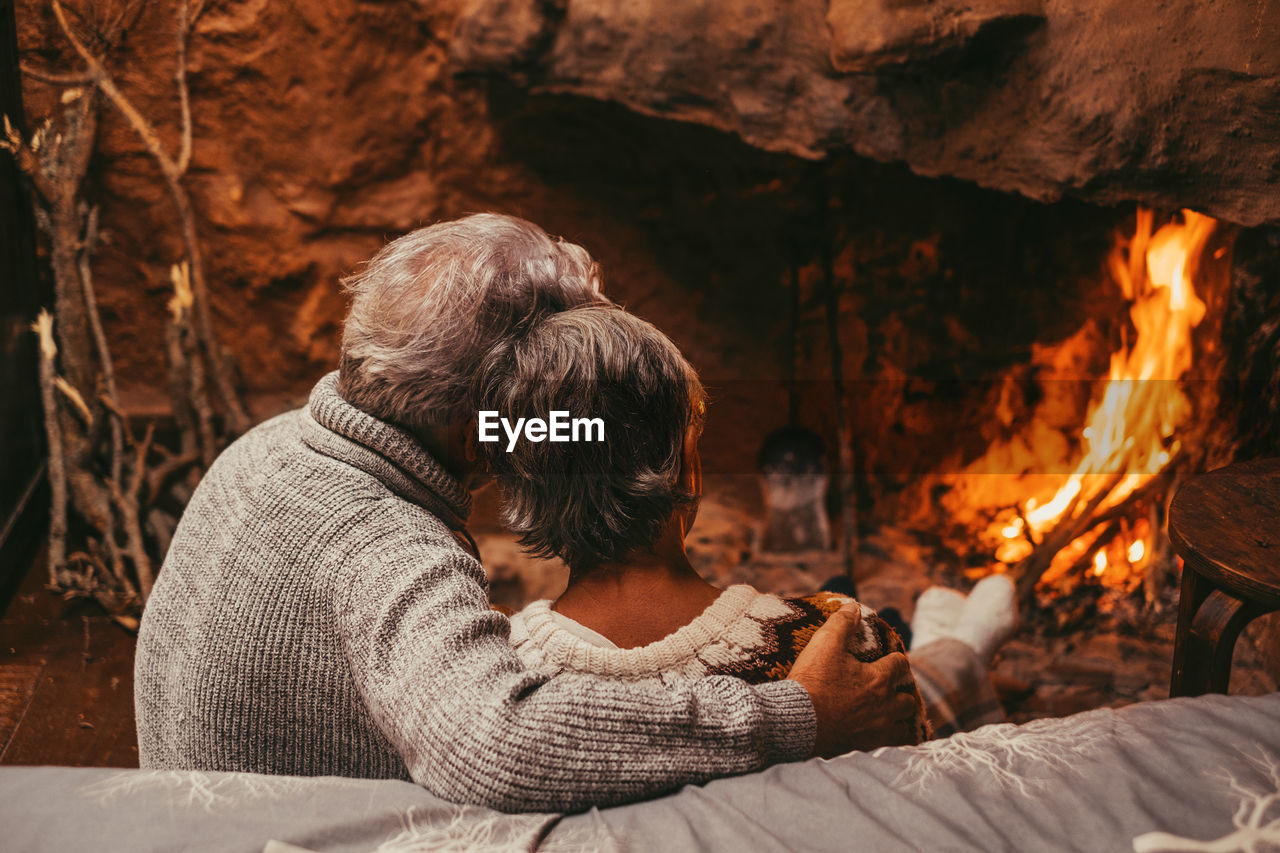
[74,203,125,485]
[169,261,217,466]
[53,0,248,434]
[175,0,193,174]
[14,91,101,395]
[97,391,128,429]
[146,453,201,506]
[84,535,139,616]
[164,310,200,461]
[131,422,155,502]
[108,420,155,599]
[23,0,245,620]
[19,61,94,87]
[98,514,135,601]
[54,375,92,424]
[33,311,69,587]
[53,0,177,176]
[77,205,115,397]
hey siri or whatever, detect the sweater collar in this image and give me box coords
[517,585,770,677]
[303,372,473,527]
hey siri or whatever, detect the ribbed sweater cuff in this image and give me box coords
[755,679,817,764]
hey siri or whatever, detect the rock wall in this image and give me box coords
[455,0,1280,227]
[19,0,484,398]
[10,1,1251,523]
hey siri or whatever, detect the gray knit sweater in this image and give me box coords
[134,373,815,812]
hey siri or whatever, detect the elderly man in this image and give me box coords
[134,213,918,813]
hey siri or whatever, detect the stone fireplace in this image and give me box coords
[13,0,1280,718]
[449,0,1280,713]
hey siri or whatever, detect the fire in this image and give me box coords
[992,208,1216,588]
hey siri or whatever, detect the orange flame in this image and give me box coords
[995,209,1216,585]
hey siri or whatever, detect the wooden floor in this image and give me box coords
[0,552,139,767]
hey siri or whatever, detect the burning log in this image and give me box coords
[1011,466,1180,603]
[1012,472,1122,601]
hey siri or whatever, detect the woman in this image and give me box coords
[477,305,1012,742]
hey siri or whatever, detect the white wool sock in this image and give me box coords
[910,586,967,650]
[950,573,1018,664]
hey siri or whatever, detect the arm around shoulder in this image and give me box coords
[339,534,816,812]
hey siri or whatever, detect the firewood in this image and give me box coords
[1012,463,1181,603]
[1013,472,1123,601]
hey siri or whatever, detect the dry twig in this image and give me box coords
[1013,473,1124,602]
[1011,459,1182,602]
[106,421,155,599]
[19,61,94,87]
[169,261,216,466]
[74,203,125,484]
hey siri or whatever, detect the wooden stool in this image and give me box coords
[1168,458,1280,697]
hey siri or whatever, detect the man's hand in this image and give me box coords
[787,603,921,758]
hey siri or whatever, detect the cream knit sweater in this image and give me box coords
[512,586,930,745]
[511,586,886,688]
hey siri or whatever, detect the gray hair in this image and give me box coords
[475,305,707,576]
[339,213,605,433]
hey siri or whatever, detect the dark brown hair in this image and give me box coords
[475,305,706,576]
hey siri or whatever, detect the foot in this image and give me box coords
[950,574,1018,664]
[910,586,966,650]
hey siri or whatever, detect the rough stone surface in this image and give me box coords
[455,0,1280,226]
[827,0,1045,72]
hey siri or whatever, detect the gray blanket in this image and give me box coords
[4,692,1278,852]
